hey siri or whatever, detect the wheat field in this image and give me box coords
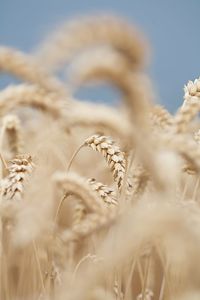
[0,14,200,300]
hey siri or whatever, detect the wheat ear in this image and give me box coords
[194,129,200,145]
[137,289,154,300]
[85,134,126,190]
[174,78,200,133]
[0,115,23,158]
[164,134,200,174]
[61,208,118,243]
[87,178,118,207]
[68,134,126,191]
[73,199,87,226]
[36,15,147,71]
[150,105,173,130]
[0,46,66,95]
[128,165,149,200]
[53,172,106,214]
[0,155,34,202]
[0,84,66,119]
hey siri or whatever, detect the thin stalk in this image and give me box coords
[141,254,151,300]
[72,254,93,282]
[67,143,84,172]
[124,257,137,300]
[158,275,165,300]
[156,245,171,299]
[192,176,200,201]
[54,193,69,223]
[181,180,189,201]
[32,240,46,296]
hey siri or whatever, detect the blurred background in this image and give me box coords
[1,0,200,112]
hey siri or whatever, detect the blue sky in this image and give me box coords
[1,0,200,112]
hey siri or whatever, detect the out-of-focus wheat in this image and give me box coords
[69,47,152,129]
[0,115,23,158]
[53,171,106,213]
[66,100,132,144]
[35,15,147,71]
[0,46,66,95]
[0,84,66,119]
[0,14,200,300]
[174,78,200,133]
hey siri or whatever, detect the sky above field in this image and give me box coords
[1,0,200,112]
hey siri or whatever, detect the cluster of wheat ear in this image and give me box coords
[1,14,200,300]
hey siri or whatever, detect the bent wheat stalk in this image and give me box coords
[69,47,152,130]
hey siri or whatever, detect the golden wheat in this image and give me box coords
[174,78,200,133]
[0,46,66,95]
[87,178,118,207]
[0,84,66,119]
[0,155,34,202]
[0,115,23,158]
[0,13,200,300]
[35,15,147,71]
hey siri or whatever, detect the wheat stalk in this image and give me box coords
[69,47,152,130]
